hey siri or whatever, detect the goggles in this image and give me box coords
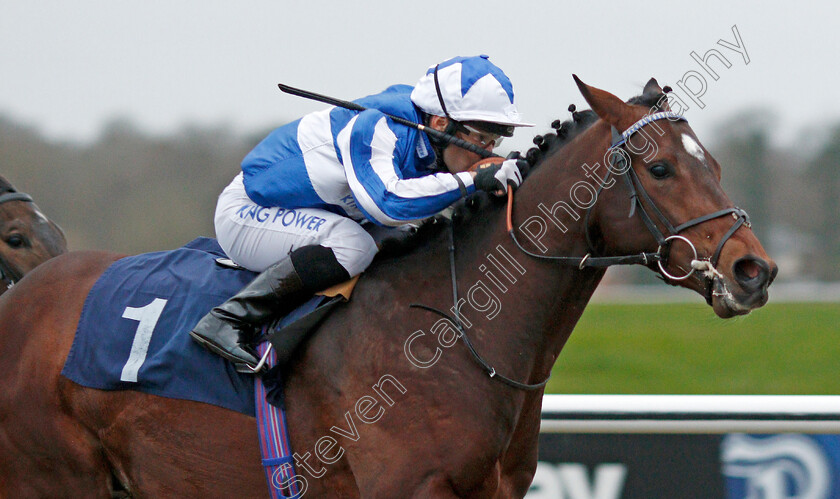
[457,123,504,148]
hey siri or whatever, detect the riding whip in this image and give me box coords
[277,83,497,159]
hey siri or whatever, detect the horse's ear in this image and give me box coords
[642,77,663,97]
[572,75,632,128]
[642,77,672,111]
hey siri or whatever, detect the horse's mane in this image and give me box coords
[523,90,667,170]
[374,89,668,260]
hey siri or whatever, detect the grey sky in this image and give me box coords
[1,1,837,154]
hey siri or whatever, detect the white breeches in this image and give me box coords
[214,174,377,275]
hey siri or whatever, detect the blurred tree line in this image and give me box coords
[1,110,837,281]
[1,115,266,254]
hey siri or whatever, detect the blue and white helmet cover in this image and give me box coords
[410,55,534,129]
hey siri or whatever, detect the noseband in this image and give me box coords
[0,190,35,288]
[414,111,753,392]
[510,111,751,305]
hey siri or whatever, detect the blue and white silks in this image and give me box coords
[241,85,476,227]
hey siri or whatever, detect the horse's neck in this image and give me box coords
[451,142,608,387]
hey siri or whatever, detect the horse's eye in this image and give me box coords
[6,234,26,249]
[648,163,673,180]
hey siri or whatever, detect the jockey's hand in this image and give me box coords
[471,152,529,195]
[506,151,530,179]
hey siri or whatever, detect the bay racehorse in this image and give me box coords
[0,175,67,294]
[0,77,776,497]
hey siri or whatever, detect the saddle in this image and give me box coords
[60,223,430,414]
[61,239,355,408]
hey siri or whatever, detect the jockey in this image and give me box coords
[190,55,533,370]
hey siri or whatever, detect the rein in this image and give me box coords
[507,111,751,304]
[0,191,34,288]
[408,110,752,392]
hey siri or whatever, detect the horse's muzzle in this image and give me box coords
[712,255,777,318]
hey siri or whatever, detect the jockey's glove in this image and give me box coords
[472,152,530,195]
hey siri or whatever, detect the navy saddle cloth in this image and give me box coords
[63,237,267,415]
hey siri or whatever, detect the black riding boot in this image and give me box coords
[190,245,350,370]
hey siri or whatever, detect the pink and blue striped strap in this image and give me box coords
[255,341,302,498]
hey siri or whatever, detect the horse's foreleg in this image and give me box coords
[0,256,122,498]
[410,478,462,499]
[360,468,505,499]
[0,401,116,498]
[406,473,506,499]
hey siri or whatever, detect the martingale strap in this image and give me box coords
[411,224,551,392]
[444,108,751,389]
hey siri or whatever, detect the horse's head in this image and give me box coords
[0,176,68,290]
[564,77,776,318]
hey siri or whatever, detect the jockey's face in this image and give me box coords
[429,116,496,174]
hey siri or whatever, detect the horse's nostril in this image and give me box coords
[733,257,770,290]
[739,260,761,279]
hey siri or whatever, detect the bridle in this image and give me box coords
[411,110,752,392]
[0,190,35,289]
[509,111,751,305]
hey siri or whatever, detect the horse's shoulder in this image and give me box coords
[19,250,124,294]
[50,250,124,270]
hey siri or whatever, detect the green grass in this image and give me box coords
[546,302,840,394]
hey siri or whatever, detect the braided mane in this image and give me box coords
[374,88,670,258]
[523,89,669,169]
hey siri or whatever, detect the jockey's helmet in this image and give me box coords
[411,55,533,138]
